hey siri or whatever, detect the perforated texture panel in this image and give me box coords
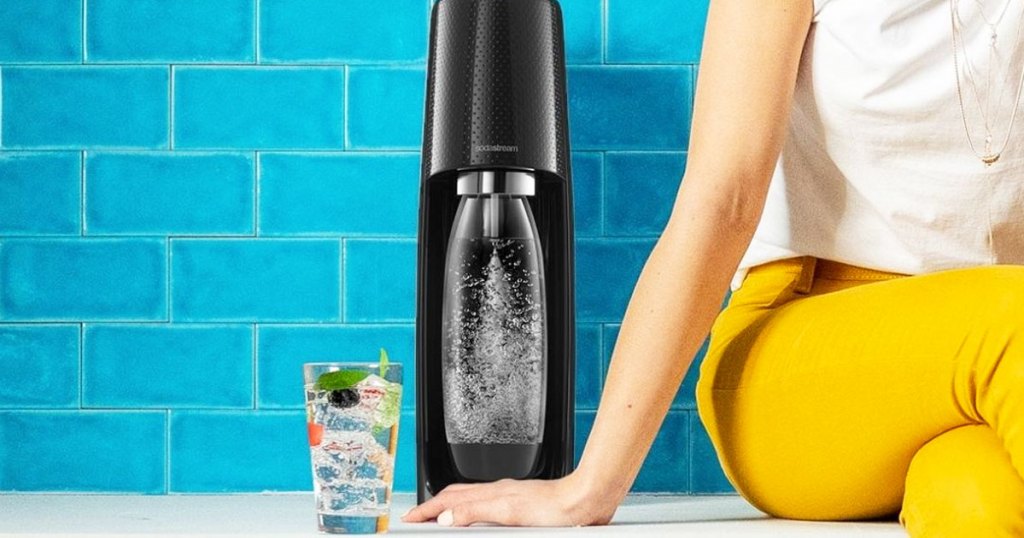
[421,0,570,181]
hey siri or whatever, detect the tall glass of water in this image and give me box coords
[304,360,403,534]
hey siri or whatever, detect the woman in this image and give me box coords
[404,0,1024,534]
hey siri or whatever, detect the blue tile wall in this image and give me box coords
[343,239,416,323]
[0,239,167,321]
[572,152,603,237]
[0,0,716,494]
[173,68,344,149]
[259,0,427,63]
[561,0,603,64]
[171,240,340,322]
[2,67,169,149]
[170,410,309,492]
[605,152,687,236]
[0,152,81,235]
[0,411,165,492]
[346,67,426,150]
[86,0,254,63]
[575,324,603,410]
[86,152,255,235]
[258,153,419,236]
[575,238,656,322]
[0,0,81,63]
[607,0,709,64]
[83,325,253,408]
[568,66,692,150]
[394,410,417,492]
[0,326,79,409]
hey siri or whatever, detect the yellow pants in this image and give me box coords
[695,256,1024,537]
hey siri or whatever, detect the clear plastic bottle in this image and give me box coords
[441,170,547,481]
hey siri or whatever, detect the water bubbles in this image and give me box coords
[442,238,547,445]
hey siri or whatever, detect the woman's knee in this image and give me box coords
[901,425,1024,537]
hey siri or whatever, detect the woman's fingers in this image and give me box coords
[401,482,503,522]
[439,498,518,527]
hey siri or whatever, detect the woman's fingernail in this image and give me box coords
[437,509,454,526]
[400,508,412,519]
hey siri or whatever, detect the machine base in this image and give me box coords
[449,443,541,482]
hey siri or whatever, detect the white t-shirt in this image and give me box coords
[732,0,1024,290]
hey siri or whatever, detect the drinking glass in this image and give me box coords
[304,362,403,534]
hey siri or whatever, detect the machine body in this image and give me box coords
[415,0,576,502]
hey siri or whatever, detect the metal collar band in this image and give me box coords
[456,170,536,196]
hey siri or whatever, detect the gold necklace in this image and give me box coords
[950,0,1024,165]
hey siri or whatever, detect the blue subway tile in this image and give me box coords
[259,153,418,236]
[0,152,80,235]
[170,410,309,492]
[394,410,416,492]
[605,152,687,236]
[690,411,735,494]
[257,324,414,409]
[567,66,691,150]
[83,325,253,409]
[174,68,344,149]
[343,240,416,323]
[562,0,602,64]
[571,152,602,237]
[607,0,709,64]
[0,239,167,321]
[575,324,602,410]
[575,239,655,322]
[1,67,169,149]
[574,410,595,467]
[604,324,705,409]
[0,0,81,63]
[259,0,427,63]
[0,325,79,409]
[86,0,254,62]
[85,152,254,235]
[347,68,426,150]
[171,240,340,322]
[633,411,689,492]
[0,411,165,492]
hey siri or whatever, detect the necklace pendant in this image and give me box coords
[982,153,1000,166]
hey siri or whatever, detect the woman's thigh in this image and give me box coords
[696,259,1024,520]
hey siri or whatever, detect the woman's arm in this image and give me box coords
[403,0,814,526]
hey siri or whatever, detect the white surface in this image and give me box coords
[0,493,906,537]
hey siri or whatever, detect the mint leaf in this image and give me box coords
[314,370,369,391]
[379,348,390,378]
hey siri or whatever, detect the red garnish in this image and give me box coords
[307,423,324,446]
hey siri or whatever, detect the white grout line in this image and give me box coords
[339,238,346,322]
[78,323,85,409]
[253,151,260,237]
[164,409,171,494]
[80,151,86,235]
[166,239,172,322]
[254,0,261,63]
[252,324,259,409]
[0,67,4,149]
[168,66,175,149]
[342,65,350,150]
[601,0,608,64]
[81,0,87,63]
[598,151,605,236]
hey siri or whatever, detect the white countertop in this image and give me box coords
[0,494,906,537]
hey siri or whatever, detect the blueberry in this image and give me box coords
[328,389,360,408]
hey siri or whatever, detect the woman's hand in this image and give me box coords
[400,473,616,527]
